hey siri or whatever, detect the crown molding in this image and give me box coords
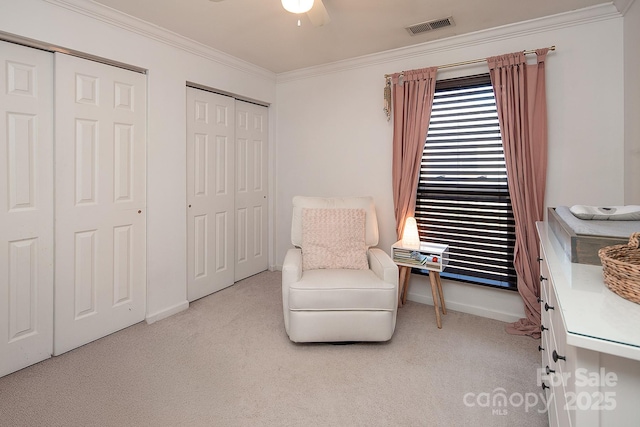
[614,0,636,15]
[277,3,622,83]
[43,0,276,82]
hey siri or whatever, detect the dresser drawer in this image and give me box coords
[546,279,567,365]
[548,330,573,427]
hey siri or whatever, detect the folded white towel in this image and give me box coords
[569,205,640,221]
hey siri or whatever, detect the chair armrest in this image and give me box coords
[368,247,398,286]
[282,248,302,334]
[282,248,302,286]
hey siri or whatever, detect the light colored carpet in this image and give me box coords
[0,271,548,427]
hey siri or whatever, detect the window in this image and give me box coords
[414,74,517,290]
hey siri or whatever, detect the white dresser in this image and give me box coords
[537,222,640,427]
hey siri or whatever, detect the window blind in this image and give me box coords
[415,74,517,289]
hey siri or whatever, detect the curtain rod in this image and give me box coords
[384,45,556,79]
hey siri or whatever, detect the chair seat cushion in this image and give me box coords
[288,269,396,311]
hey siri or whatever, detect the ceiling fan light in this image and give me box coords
[281,0,314,14]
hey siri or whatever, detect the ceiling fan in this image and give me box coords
[282,0,331,27]
[209,0,330,27]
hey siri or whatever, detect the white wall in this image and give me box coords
[624,0,640,204]
[0,0,277,322]
[275,4,625,322]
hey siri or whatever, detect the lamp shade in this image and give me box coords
[281,0,314,14]
[402,217,421,249]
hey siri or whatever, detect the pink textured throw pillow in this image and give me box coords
[301,208,368,271]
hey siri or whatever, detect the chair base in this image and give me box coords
[286,310,396,343]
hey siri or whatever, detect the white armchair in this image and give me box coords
[282,196,398,343]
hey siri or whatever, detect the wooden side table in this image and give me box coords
[392,241,449,329]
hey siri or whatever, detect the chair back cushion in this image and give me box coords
[291,196,379,248]
[301,208,369,270]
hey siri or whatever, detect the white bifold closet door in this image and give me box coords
[53,53,147,355]
[0,41,54,377]
[234,100,268,281]
[186,88,268,302]
[186,89,236,301]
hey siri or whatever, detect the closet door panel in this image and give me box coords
[54,53,146,355]
[234,101,268,281]
[0,41,54,377]
[186,88,235,301]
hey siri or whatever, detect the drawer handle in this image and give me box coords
[537,297,543,303]
[546,365,555,374]
[540,275,548,282]
[540,324,548,332]
[537,257,543,262]
[544,302,554,311]
[552,350,566,363]
[541,382,549,391]
[538,345,544,352]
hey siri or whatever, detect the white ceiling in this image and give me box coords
[93,0,618,73]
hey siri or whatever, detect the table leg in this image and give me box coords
[398,266,408,307]
[398,267,404,308]
[401,267,411,305]
[435,272,446,315]
[429,271,442,329]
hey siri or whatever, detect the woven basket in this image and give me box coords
[598,232,640,304]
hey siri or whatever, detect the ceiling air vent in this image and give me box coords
[406,16,455,36]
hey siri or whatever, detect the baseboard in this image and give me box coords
[145,300,189,324]
[406,290,523,324]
